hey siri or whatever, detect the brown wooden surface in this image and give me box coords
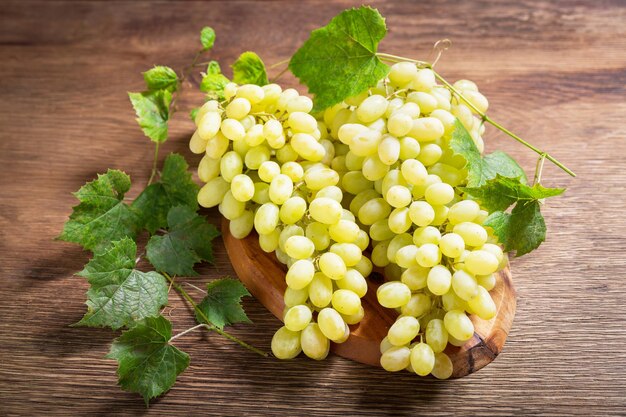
[1,0,625,415]
[222,219,517,376]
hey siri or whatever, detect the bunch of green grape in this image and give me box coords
[190,61,507,380]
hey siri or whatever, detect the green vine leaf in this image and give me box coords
[195,278,252,330]
[200,61,230,100]
[464,175,565,212]
[200,26,216,51]
[146,205,220,276]
[76,238,168,329]
[143,66,179,92]
[128,90,172,143]
[449,119,527,187]
[58,170,139,252]
[485,201,547,257]
[107,316,190,405]
[232,52,269,86]
[289,6,389,111]
[132,153,199,234]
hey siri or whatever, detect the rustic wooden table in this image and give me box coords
[1,1,625,415]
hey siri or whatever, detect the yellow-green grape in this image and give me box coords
[350,129,382,157]
[244,123,264,147]
[371,240,391,267]
[304,167,340,190]
[309,197,342,225]
[442,291,467,312]
[425,318,448,353]
[398,137,421,160]
[198,177,229,208]
[388,316,420,346]
[411,174,442,199]
[245,145,271,169]
[300,323,330,360]
[284,286,309,308]
[468,286,497,320]
[280,161,303,182]
[276,88,298,110]
[278,225,303,252]
[429,163,463,187]
[336,269,367,298]
[338,123,368,146]
[342,171,372,195]
[386,185,412,208]
[317,308,347,341]
[219,118,245,141]
[230,174,254,202]
[380,346,411,372]
[368,219,393,241]
[331,289,361,315]
[477,273,496,291]
[252,183,269,204]
[328,220,360,243]
[439,232,465,258]
[354,230,370,251]
[229,210,254,239]
[225,97,250,120]
[389,62,418,86]
[284,304,312,332]
[268,174,293,205]
[409,117,444,142]
[463,90,489,114]
[237,84,265,103]
[378,135,401,165]
[444,309,474,341]
[271,326,302,360]
[330,243,362,267]
[427,265,452,295]
[424,182,454,206]
[254,203,279,235]
[380,336,395,353]
[316,185,343,202]
[394,244,418,269]
[431,204,449,226]
[409,201,435,227]
[408,91,437,114]
[358,198,391,225]
[401,266,429,291]
[453,222,488,247]
[362,154,389,181]
[286,95,313,113]
[430,108,456,134]
[279,196,307,225]
[448,200,480,224]
[342,306,365,325]
[416,243,441,268]
[308,272,333,308]
[291,133,325,162]
[318,252,347,280]
[387,111,413,137]
[285,259,315,290]
[198,155,220,183]
[288,111,317,133]
[410,342,435,376]
[386,233,413,261]
[258,229,280,253]
[480,243,504,263]
[189,130,208,154]
[413,68,436,91]
[475,209,489,224]
[417,143,443,166]
[306,222,330,251]
[284,236,315,260]
[431,352,453,379]
[219,191,245,220]
[413,226,441,246]
[205,132,229,159]
[197,111,222,140]
[257,161,280,183]
[388,207,412,234]
[353,256,373,278]
[195,101,220,126]
[377,282,411,309]
[219,151,242,182]
[452,269,478,301]
[401,293,431,317]
[401,159,428,186]
[465,250,499,275]
[357,95,388,123]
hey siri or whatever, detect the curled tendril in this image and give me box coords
[430,39,452,68]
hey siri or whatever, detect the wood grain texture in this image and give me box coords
[1,0,625,415]
[222,218,517,376]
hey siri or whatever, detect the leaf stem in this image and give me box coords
[164,273,267,357]
[169,323,206,342]
[534,153,547,185]
[147,142,160,185]
[269,58,290,69]
[376,52,430,68]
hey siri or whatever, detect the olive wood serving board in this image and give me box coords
[222,219,516,378]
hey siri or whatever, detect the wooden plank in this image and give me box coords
[0,0,625,415]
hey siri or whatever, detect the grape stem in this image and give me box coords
[376,53,576,178]
[164,273,268,357]
[169,323,207,342]
[147,141,160,185]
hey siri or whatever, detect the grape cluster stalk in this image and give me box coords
[189,62,509,379]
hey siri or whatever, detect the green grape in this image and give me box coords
[452,269,478,301]
[431,352,453,379]
[331,289,361,315]
[229,210,254,239]
[425,318,448,353]
[306,222,330,251]
[380,346,411,372]
[401,293,432,317]
[301,323,330,361]
[401,266,429,291]
[284,235,315,260]
[279,196,307,224]
[444,309,474,341]
[388,316,420,346]
[336,269,367,298]
[377,282,411,309]
[410,342,435,376]
[284,286,309,308]
[285,259,315,290]
[309,197,343,225]
[317,308,347,341]
[271,326,301,360]
[319,252,347,280]
[413,226,441,246]
[308,272,333,308]
[284,304,312,332]
[427,265,452,295]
